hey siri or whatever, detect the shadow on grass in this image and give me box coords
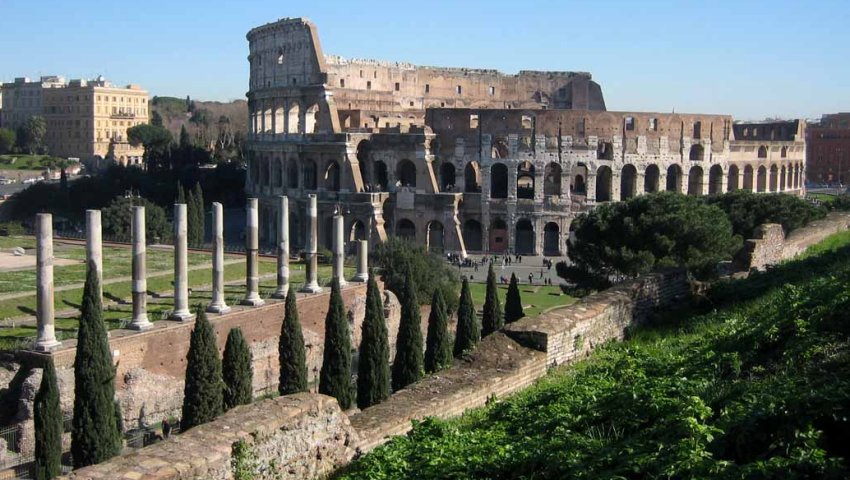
[16,305,35,316]
[104,291,127,305]
[62,299,81,310]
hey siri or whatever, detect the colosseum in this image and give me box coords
[245,17,806,257]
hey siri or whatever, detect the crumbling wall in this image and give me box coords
[743,212,850,271]
[61,393,357,480]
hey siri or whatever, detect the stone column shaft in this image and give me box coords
[85,209,103,303]
[242,198,265,305]
[353,240,369,282]
[171,203,194,321]
[272,196,290,298]
[332,214,347,287]
[301,194,322,293]
[207,202,230,313]
[34,213,60,351]
[129,206,152,330]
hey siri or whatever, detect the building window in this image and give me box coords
[649,118,658,131]
[694,121,702,139]
[625,116,635,131]
[292,77,297,85]
[470,114,479,129]
[456,85,462,95]
[395,82,400,91]
[277,49,284,64]
[409,101,414,107]
[340,79,345,88]
[373,71,377,79]
[489,86,495,96]
[367,81,372,90]
[425,84,430,93]
[359,70,363,78]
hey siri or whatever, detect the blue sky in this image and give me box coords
[2,0,848,120]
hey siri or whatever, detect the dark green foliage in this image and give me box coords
[127,124,172,171]
[319,279,354,409]
[191,182,205,245]
[222,328,253,411]
[34,361,61,480]
[278,286,308,396]
[179,124,191,150]
[392,269,424,391]
[424,288,452,374]
[561,192,742,290]
[0,127,15,154]
[339,242,850,480]
[481,263,503,336]
[101,195,170,242]
[504,273,524,324]
[825,193,850,211]
[453,279,480,357]
[182,306,224,430]
[21,116,47,154]
[176,182,186,204]
[706,190,826,238]
[372,237,459,312]
[357,272,391,409]
[71,262,122,468]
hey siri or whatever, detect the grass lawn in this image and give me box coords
[799,228,850,259]
[467,282,574,317]
[0,154,63,171]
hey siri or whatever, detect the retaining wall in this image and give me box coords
[744,212,850,271]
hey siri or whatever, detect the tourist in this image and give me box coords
[162,417,172,439]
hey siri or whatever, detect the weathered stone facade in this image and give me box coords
[245,17,807,257]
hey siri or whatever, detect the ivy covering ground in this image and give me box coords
[338,236,850,479]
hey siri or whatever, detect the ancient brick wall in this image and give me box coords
[60,393,357,480]
[743,212,850,271]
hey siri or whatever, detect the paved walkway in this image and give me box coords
[451,254,569,285]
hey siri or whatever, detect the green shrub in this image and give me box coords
[373,237,459,312]
[706,190,826,238]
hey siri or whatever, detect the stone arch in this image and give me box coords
[374,160,389,191]
[287,103,300,134]
[287,160,298,189]
[274,105,285,134]
[644,164,660,193]
[688,165,704,196]
[396,218,416,241]
[769,164,778,192]
[464,161,481,192]
[303,159,317,190]
[758,145,768,158]
[517,161,535,199]
[572,163,588,195]
[780,165,787,191]
[666,164,682,192]
[727,164,739,191]
[781,146,788,158]
[793,164,800,189]
[709,165,723,195]
[489,218,508,252]
[324,160,340,192]
[439,162,456,191]
[596,165,613,201]
[544,162,562,196]
[620,164,638,199]
[515,219,535,255]
[743,165,754,191]
[426,220,445,252]
[463,219,483,252]
[356,140,371,189]
[597,141,613,160]
[490,163,508,198]
[492,138,509,159]
[349,219,366,242]
[397,159,417,188]
[689,144,705,161]
[543,222,560,256]
[304,104,319,134]
[756,166,767,192]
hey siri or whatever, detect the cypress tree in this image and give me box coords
[181,306,224,430]
[481,263,503,336]
[222,328,253,411]
[34,361,61,480]
[279,286,308,395]
[504,272,525,324]
[392,268,424,391]
[357,271,390,409]
[179,124,191,150]
[185,189,198,246]
[319,278,354,409]
[192,182,205,246]
[453,278,480,357]
[71,262,122,468]
[176,182,186,204]
[424,288,452,374]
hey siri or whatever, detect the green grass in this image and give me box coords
[0,154,64,171]
[799,229,850,259]
[467,283,573,317]
[808,192,838,204]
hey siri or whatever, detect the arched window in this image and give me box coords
[287,161,298,189]
[769,165,779,192]
[757,166,767,192]
[324,160,340,192]
[439,162,456,191]
[303,159,317,190]
[304,104,319,134]
[758,145,768,158]
[544,162,562,196]
[463,219,483,252]
[543,222,560,256]
[743,165,754,191]
[687,166,704,196]
[666,164,682,192]
[490,163,508,198]
[644,165,660,193]
[727,165,739,191]
[464,161,481,192]
[397,159,417,188]
[515,219,535,255]
[517,161,535,199]
[597,141,613,160]
[596,166,612,201]
[396,219,416,240]
[781,146,788,158]
[349,220,366,242]
[287,103,300,134]
[620,164,637,199]
[426,221,445,252]
[689,144,704,161]
[489,219,507,252]
[708,165,723,195]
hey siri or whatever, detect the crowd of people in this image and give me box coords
[446,252,560,286]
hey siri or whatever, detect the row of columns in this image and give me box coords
[32,196,370,351]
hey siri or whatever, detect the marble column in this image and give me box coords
[272,195,290,298]
[332,213,347,287]
[170,203,194,321]
[129,206,152,330]
[207,202,230,314]
[300,194,322,293]
[242,198,265,306]
[353,240,369,282]
[34,213,60,351]
[85,209,103,303]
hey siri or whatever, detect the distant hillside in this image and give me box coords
[150,96,247,152]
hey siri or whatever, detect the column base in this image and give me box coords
[337,278,348,288]
[240,295,265,307]
[206,303,231,314]
[170,310,196,322]
[127,318,154,331]
[271,284,290,299]
[33,339,61,352]
[300,282,323,294]
[352,273,368,283]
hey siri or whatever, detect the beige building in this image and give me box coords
[0,76,65,130]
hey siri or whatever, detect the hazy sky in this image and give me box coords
[2,0,848,120]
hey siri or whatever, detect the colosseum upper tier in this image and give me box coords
[245,17,806,256]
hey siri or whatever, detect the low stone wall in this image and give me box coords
[743,212,850,271]
[60,393,358,480]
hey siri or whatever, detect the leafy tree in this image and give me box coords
[127,124,172,171]
[453,278,480,357]
[373,237,459,312]
[560,192,742,290]
[101,196,170,242]
[392,268,424,391]
[319,278,354,409]
[504,273,524,324]
[481,263,503,336]
[357,271,390,409]
[71,262,122,468]
[222,328,253,411]
[22,116,47,154]
[182,306,224,430]
[278,286,308,395]
[34,361,62,480]
[0,127,15,155]
[424,288,452,374]
[179,125,191,150]
[150,110,163,127]
[705,190,826,239]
